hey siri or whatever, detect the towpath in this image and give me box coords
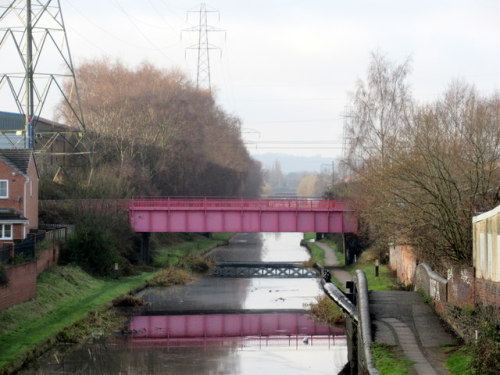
[317,240,457,375]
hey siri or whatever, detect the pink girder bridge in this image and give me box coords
[129,197,357,233]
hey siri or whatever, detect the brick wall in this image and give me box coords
[447,265,475,308]
[36,243,60,275]
[389,243,417,286]
[475,277,500,307]
[0,244,60,311]
[0,261,37,311]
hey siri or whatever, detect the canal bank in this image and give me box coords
[0,233,232,375]
[18,233,349,374]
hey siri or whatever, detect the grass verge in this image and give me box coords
[304,242,326,266]
[445,346,474,375]
[153,233,233,266]
[371,343,413,375]
[347,262,399,291]
[0,266,157,374]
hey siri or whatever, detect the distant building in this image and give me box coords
[0,149,38,243]
[0,110,80,154]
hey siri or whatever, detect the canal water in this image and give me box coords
[19,233,348,374]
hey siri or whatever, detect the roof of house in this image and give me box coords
[0,208,28,222]
[0,111,25,131]
[0,111,72,132]
[0,149,34,176]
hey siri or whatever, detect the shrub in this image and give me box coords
[305,296,344,326]
[472,321,500,375]
[178,254,215,273]
[112,295,145,307]
[147,267,194,287]
[61,226,120,277]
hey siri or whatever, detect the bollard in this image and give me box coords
[375,259,380,277]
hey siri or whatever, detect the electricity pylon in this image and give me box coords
[0,0,85,152]
[182,3,224,91]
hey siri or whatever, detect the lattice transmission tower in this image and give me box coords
[182,3,225,91]
[0,0,85,152]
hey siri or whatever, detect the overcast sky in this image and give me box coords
[2,0,500,161]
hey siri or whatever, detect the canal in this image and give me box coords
[20,233,348,374]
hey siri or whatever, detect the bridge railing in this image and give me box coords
[129,196,353,211]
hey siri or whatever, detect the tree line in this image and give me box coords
[338,52,499,270]
[40,60,262,199]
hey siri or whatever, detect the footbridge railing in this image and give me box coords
[322,270,379,375]
[213,262,319,278]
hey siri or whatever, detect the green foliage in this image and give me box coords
[348,262,399,291]
[446,346,475,375]
[305,296,344,327]
[153,233,228,267]
[304,242,326,266]
[0,264,7,286]
[303,232,316,241]
[371,343,413,375]
[472,322,500,375]
[61,226,120,277]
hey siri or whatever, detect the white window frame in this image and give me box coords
[0,180,8,199]
[0,224,13,240]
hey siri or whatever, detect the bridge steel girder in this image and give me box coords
[128,198,358,234]
[130,209,357,233]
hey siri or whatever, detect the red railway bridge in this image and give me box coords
[128,197,358,262]
[128,197,357,234]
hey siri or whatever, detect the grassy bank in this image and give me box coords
[347,262,398,290]
[0,232,233,374]
[0,266,157,374]
[445,346,474,375]
[153,233,234,266]
[302,233,326,266]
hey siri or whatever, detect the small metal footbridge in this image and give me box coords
[212,262,319,278]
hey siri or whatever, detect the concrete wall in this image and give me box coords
[447,265,475,308]
[389,243,417,286]
[414,263,447,313]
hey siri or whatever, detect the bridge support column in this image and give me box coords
[140,232,151,264]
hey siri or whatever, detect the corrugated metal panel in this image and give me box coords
[0,112,25,131]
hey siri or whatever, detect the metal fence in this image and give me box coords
[0,224,74,264]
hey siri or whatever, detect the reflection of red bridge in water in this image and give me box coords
[130,313,343,341]
[128,197,357,234]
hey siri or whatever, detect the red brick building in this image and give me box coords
[0,150,38,244]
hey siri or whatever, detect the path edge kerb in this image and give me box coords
[354,269,380,375]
